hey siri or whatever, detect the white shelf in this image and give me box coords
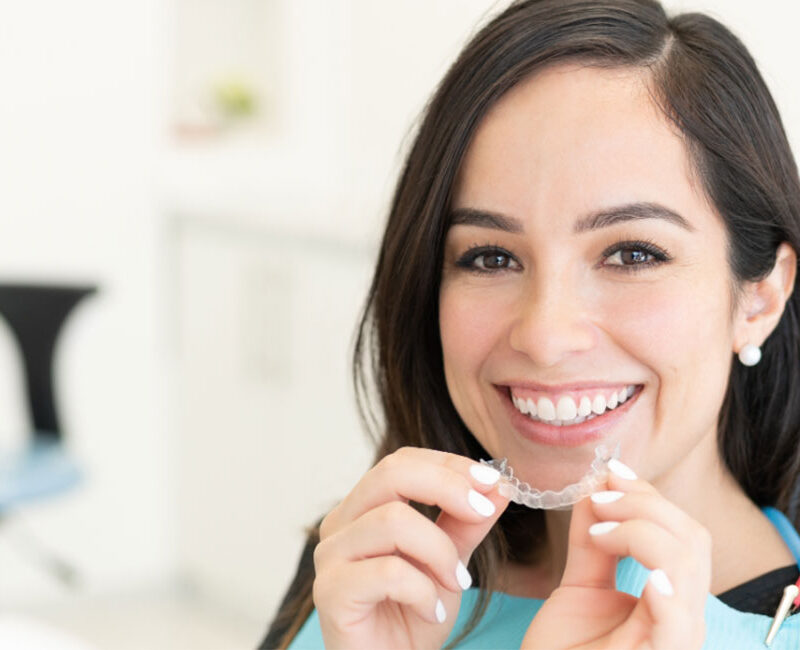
[157,137,384,254]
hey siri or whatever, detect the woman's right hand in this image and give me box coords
[312,446,510,649]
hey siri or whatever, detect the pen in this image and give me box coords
[764,579,800,647]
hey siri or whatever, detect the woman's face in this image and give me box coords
[439,63,741,490]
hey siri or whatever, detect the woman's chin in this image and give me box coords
[496,450,603,493]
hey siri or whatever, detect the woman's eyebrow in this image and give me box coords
[448,202,694,233]
[448,207,524,233]
[573,202,695,233]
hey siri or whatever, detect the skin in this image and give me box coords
[312,63,797,649]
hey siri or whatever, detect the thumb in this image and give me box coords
[560,493,617,590]
[435,485,510,564]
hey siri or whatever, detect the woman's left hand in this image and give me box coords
[521,461,711,649]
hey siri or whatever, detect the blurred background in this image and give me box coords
[0,1,797,648]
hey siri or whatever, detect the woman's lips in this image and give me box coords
[496,384,642,447]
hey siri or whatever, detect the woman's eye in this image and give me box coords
[602,240,671,270]
[606,248,653,265]
[455,246,520,273]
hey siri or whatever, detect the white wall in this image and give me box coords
[0,0,174,602]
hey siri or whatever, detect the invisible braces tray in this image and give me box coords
[479,444,619,509]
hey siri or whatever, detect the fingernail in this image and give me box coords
[470,463,500,485]
[591,490,624,504]
[589,521,620,536]
[435,598,447,623]
[649,568,674,596]
[608,458,637,480]
[456,560,472,590]
[468,489,496,517]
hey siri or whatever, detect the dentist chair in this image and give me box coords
[0,282,97,584]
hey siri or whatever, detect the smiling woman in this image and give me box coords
[262,1,800,648]
[439,61,762,497]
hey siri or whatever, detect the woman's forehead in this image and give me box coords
[453,63,710,234]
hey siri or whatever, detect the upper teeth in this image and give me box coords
[512,385,636,426]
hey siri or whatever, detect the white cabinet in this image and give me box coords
[171,216,374,620]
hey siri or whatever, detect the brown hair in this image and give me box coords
[265,0,800,646]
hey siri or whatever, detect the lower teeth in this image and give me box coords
[530,412,600,426]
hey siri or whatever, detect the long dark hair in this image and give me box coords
[266,1,800,646]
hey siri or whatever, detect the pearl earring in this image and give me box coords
[738,343,762,366]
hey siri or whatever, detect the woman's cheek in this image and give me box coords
[440,281,517,354]
[599,280,733,466]
[599,279,720,358]
[439,283,517,421]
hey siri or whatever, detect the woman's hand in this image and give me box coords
[521,460,711,649]
[312,446,510,650]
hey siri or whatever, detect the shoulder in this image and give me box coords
[281,587,800,649]
[444,589,542,648]
[284,609,324,649]
[703,595,800,649]
[285,590,542,649]
[260,525,320,649]
[618,556,800,649]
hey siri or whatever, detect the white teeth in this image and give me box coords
[526,398,537,417]
[537,397,556,421]
[511,385,639,424]
[556,396,577,421]
[592,394,606,414]
[578,396,592,417]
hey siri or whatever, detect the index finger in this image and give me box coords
[326,447,503,536]
[436,487,510,561]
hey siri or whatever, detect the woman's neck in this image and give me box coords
[654,431,795,594]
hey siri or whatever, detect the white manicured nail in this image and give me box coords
[649,569,674,596]
[456,560,472,590]
[591,490,624,504]
[468,489,496,517]
[589,521,620,536]
[435,598,447,623]
[608,458,637,480]
[470,463,500,485]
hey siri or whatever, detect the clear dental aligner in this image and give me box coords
[479,444,620,509]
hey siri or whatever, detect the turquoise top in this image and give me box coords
[289,507,800,649]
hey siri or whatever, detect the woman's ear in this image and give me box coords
[733,242,798,352]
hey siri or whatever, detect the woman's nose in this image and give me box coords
[508,275,598,367]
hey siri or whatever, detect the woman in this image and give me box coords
[264,0,800,647]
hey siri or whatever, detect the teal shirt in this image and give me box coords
[289,508,800,649]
